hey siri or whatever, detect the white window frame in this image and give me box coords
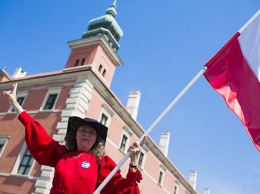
[175,180,180,193]
[99,103,114,127]
[138,144,148,169]
[137,151,145,169]
[158,170,164,185]
[119,130,131,154]
[174,185,179,194]
[100,113,108,126]
[40,87,61,111]
[11,143,35,176]
[158,166,166,186]
[119,126,135,154]
[0,135,10,157]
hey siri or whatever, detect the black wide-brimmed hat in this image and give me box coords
[66,116,108,142]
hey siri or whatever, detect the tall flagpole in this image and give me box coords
[94,66,207,194]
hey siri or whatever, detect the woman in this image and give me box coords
[3,83,145,194]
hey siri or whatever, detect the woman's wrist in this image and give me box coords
[129,163,138,172]
[129,159,138,171]
[129,163,137,168]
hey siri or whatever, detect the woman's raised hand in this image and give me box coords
[3,83,24,114]
[127,136,146,170]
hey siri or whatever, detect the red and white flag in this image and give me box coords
[204,10,260,151]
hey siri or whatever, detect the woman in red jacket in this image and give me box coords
[4,83,145,194]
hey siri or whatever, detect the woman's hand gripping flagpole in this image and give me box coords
[94,67,207,194]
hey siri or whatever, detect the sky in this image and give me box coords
[1,1,260,194]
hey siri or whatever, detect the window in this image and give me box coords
[17,148,34,175]
[17,97,25,106]
[102,69,106,77]
[98,64,103,73]
[11,143,35,176]
[0,135,10,157]
[44,94,58,110]
[120,134,128,152]
[138,145,148,169]
[100,113,108,126]
[81,58,86,66]
[41,87,61,111]
[11,96,25,112]
[0,143,4,154]
[99,104,113,127]
[158,171,164,185]
[138,152,144,167]
[74,59,80,66]
[119,126,132,153]
[174,186,178,194]
[158,165,166,186]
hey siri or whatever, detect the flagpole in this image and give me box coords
[239,10,260,33]
[94,66,207,194]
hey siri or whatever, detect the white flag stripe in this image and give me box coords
[238,10,260,81]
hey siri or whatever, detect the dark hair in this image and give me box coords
[64,127,105,161]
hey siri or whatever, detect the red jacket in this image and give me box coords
[18,111,142,194]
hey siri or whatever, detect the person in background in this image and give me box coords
[3,83,146,194]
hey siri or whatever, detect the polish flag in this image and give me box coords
[204,10,260,151]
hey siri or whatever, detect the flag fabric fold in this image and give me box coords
[204,10,260,151]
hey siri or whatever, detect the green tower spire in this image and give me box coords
[82,0,123,52]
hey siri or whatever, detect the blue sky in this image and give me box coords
[1,1,260,194]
